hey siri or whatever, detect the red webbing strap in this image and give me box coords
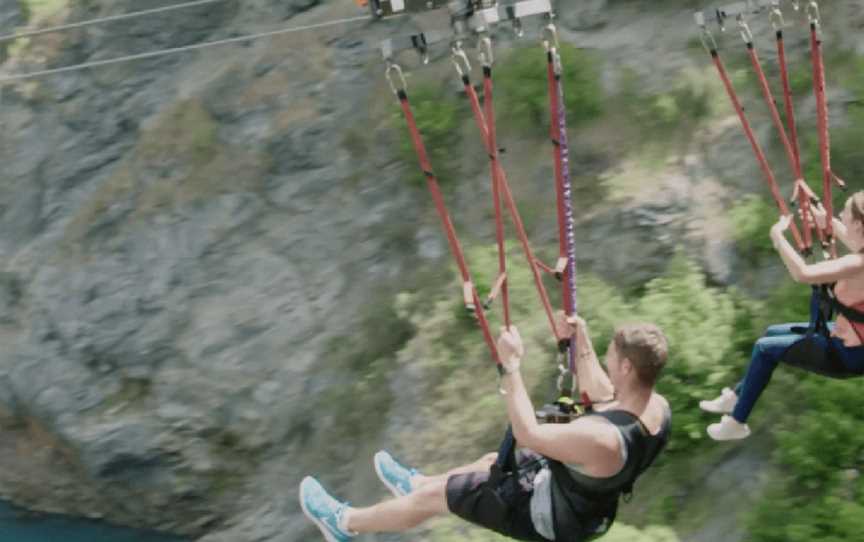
[547,51,571,312]
[810,21,842,258]
[777,29,829,250]
[483,65,511,329]
[746,41,816,252]
[499,173,561,341]
[775,30,803,176]
[709,49,806,252]
[396,89,501,364]
[460,75,561,342]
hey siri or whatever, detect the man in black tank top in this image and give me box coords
[298,314,671,542]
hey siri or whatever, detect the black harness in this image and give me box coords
[777,285,864,379]
[489,410,669,542]
[816,284,864,330]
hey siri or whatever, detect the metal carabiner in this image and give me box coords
[478,35,494,68]
[450,42,472,79]
[385,62,407,96]
[737,14,754,45]
[807,1,820,25]
[769,2,785,31]
[699,26,719,54]
[542,23,560,53]
[555,363,577,395]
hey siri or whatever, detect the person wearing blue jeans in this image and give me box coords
[701,191,864,441]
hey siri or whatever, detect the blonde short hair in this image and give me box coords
[613,323,668,387]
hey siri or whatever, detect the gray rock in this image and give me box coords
[558,0,609,31]
[73,421,168,482]
[0,272,22,324]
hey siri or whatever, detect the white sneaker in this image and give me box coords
[699,387,738,415]
[707,415,751,441]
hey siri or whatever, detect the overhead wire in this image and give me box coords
[0,14,374,83]
[0,0,232,43]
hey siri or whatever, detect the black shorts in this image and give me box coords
[446,451,550,542]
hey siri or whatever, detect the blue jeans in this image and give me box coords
[732,322,864,423]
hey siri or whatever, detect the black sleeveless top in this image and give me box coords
[546,409,671,542]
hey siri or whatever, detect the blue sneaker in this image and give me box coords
[373,450,420,497]
[299,476,355,542]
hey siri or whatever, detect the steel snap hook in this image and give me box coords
[769,3,785,31]
[737,14,754,45]
[542,23,560,52]
[450,42,472,79]
[478,35,494,67]
[385,62,407,96]
[807,1,820,25]
[699,26,718,54]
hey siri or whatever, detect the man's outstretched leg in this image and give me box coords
[374,450,498,496]
[300,453,497,539]
[345,476,449,532]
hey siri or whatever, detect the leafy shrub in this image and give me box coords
[19,0,67,22]
[614,66,717,145]
[748,374,864,542]
[494,43,604,133]
[729,195,780,261]
[631,250,745,450]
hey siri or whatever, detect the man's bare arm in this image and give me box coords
[558,313,615,402]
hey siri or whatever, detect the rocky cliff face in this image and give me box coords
[0,0,427,536]
[0,0,862,541]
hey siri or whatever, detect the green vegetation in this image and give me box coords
[748,373,864,542]
[138,99,220,164]
[5,1,69,65]
[494,43,604,133]
[308,292,416,471]
[729,195,780,262]
[615,66,717,141]
[18,0,67,22]
[796,104,864,216]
